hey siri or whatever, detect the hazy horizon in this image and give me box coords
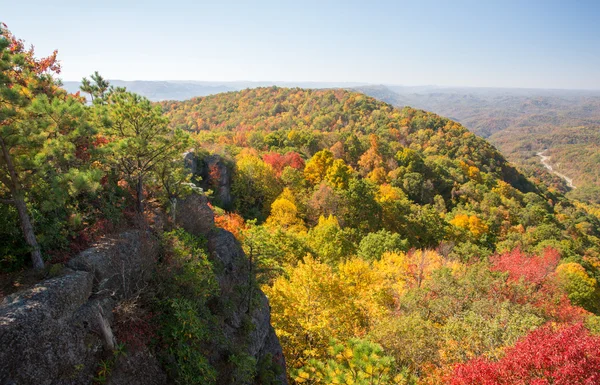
[62,79,600,93]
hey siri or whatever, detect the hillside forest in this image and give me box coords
[356,85,600,205]
[2,26,600,385]
[162,86,600,383]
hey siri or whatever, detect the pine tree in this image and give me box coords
[0,25,61,269]
[80,71,110,103]
[96,86,190,213]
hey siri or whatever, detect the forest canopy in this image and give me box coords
[161,87,600,383]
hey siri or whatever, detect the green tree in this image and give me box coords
[556,262,599,312]
[99,87,190,212]
[80,71,110,103]
[0,26,61,269]
[232,153,281,220]
[343,179,381,234]
[357,230,408,261]
[293,339,410,385]
[306,215,356,264]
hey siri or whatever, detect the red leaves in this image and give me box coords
[491,248,586,323]
[262,151,305,176]
[491,248,560,285]
[208,164,222,189]
[451,323,600,385]
[92,134,109,147]
[2,24,62,98]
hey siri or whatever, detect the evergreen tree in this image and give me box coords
[95,86,190,213]
[80,71,110,103]
[0,25,61,269]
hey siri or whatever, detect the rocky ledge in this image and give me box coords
[0,193,286,384]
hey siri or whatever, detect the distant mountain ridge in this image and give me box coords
[62,80,370,101]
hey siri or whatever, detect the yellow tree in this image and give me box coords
[266,188,306,232]
[263,256,339,368]
[265,256,386,369]
[376,250,447,290]
[337,257,388,332]
[304,149,334,185]
[450,214,489,240]
[325,159,353,189]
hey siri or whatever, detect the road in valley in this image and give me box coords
[536,150,576,189]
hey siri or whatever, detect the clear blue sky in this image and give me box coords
[4,0,600,89]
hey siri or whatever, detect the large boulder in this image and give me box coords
[67,231,157,298]
[183,151,198,175]
[175,194,287,383]
[0,231,162,385]
[1,201,287,384]
[174,192,215,237]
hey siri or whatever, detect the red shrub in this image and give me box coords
[262,151,305,176]
[450,323,600,385]
[113,304,157,352]
[491,248,586,323]
[214,211,246,240]
[491,248,560,285]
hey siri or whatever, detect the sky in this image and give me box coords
[4,0,600,89]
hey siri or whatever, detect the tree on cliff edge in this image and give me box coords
[84,80,190,213]
[0,25,61,270]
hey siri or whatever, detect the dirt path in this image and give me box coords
[536,150,576,189]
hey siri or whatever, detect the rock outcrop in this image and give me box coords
[176,193,287,384]
[0,230,164,385]
[203,154,233,208]
[1,194,287,384]
[185,152,233,208]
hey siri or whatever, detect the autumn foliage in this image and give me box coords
[491,248,560,285]
[451,323,600,385]
[213,209,246,239]
[157,87,600,383]
[263,151,305,176]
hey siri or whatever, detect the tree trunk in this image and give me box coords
[14,194,44,270]
[136,174,144,213]
[0,137,44,270]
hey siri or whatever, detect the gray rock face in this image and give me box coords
[105,350,167,385]
[204,154,232,208]
[177,193,287,383]
[183,151,198,175]
[183,152,233,208]
[67,231,157,298]
[174,193,215,236]
[1,199,287,385]
[0,231,162,385]
[207,229,287,384]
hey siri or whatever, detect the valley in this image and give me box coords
[537,150,576,189]
[354,84,600,203]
